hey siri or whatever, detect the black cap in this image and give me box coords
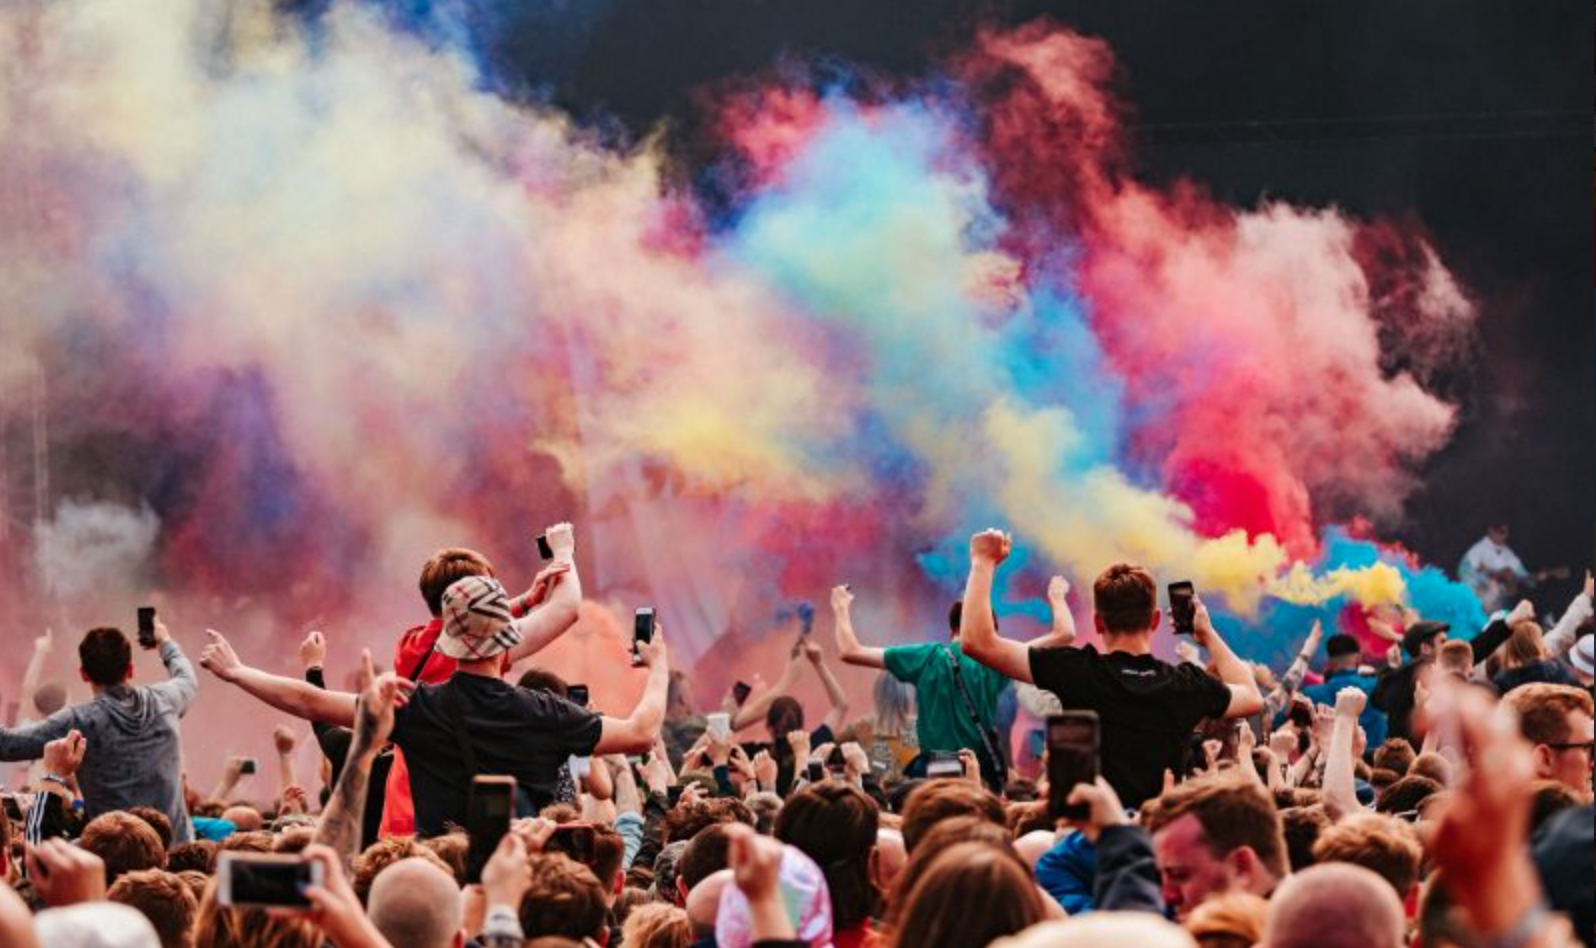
[1401,620,1450,659]
[1325,634,1361,658]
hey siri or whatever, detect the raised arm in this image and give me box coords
[1545,571,1593,658]
[595,629,669,755]
[1321,687,1364,820]
[504,523,584,664]
[802,640,851,733]
[0,709,76,763]
[147,619,199,715]
[1192,598,1264,718]
[831,586,886,669]
[1262,620,1321,722]
[200,630,360,727]
[16,628,52,725]
[959,529,1034,683]
[315,651,399,875]
[730,649,801,732]
[1028,575,1077,649]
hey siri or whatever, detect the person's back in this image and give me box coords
[1302,635,1387,750]
[883,605,1009,782]
[0,624,196,843]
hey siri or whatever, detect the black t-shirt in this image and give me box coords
[391,672,603,836]
[1029,645,1232,809]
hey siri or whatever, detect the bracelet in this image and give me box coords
[40,774,70,788]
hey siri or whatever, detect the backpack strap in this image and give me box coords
[940,645,1008,790]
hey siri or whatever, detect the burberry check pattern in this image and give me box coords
[438,575,524,660]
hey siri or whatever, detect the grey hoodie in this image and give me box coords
[0,640,197,843]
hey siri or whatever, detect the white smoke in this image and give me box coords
[32,500,161,599]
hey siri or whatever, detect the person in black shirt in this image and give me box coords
[200,575,670,836]
[957,529,1263,809]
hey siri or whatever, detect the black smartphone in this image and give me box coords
[826,746,846,775]
[466,775,517,884]
[567,684,590,707]
[239,758,257,776]
[1,795,21,822]
[535,534,554,560]
[1047,712,1101,821]
[666,785,686,806]
[806,760,824,782]
[547,823,598,866]
[137,606,157,648]
[924,750,964,779]
[1167,582,1196,635]
[632,608,655,666]
[217,852,320,908]
[731,681,752,707]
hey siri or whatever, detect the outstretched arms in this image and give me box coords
[959,530,1035,684]
[595,629,670,755]
[730,649,801,732]
[803,640,851,733]
[831,586,887,669]
[315,650,402,875]
[200,630,361,728]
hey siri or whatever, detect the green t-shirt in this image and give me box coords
[884,641,1010,755]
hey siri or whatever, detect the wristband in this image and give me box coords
[40,774,70,788]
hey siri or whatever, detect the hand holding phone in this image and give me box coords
[731,681,752,707]
[137,607,158,649]
[1167,582,1196,636]
[217,852,322,908]
[239,758,258,776]
[1047,712,1101,820]
[466,776,517,884]
[632,608,655,667]
[567,684,590,707]
[535,534,554,560]
[924,750,964,779]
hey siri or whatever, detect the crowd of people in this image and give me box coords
[0,521,1588,948]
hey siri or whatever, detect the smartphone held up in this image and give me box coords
[1167,582,1196,636]
[137,606,157,648]
[1047,712,1100,821]
[632,608,655,667]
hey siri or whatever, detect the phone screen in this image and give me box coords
[535,534,554,560]
[732,681,752,706]
[220,854,317,908]
[239,759,257,776]
[806,761,824,783]
[1047,712,1101,820]
[137,607,157,647]
[924,752,964,779]
[632,608,655,666]
[466,777,517,884]
[1167,582,1196,635]
[567,684,589,707]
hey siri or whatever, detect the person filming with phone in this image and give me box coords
[957,529,1263,809]
[0,613,199,843]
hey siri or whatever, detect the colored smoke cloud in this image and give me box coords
[0,0,1477,687]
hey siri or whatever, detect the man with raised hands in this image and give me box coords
[201,573,669,836]
[957,528,1263,809]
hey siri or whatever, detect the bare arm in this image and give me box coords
[595,632,669,756]
[1322,688,1364,820]
[200,630,358,727]
[831,586,887,669]
[315,652,400,875]
[1192,599,1264,718]
[1544,572,1593,658]
[17,629,52,725]
[1028,576,1077,649]
[959,530,1034,684]
[504,523,584,664]
[1262,620,1322,722]
[730,654,800,732]
[802,641,851,733]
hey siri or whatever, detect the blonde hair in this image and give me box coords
[1186,891,1268,947]
[621,902,691,948]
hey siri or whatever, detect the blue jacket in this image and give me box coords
[1036,830,1098,915]
[1303,669,1387,753]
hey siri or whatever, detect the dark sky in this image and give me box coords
[476,0,1592,600]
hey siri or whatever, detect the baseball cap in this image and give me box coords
[1401,620,1449,659]
[1325,634,1361,658]
[438,575,522,661]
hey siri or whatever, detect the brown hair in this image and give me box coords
[885,842,1045,948]
[166,841,218,875]
[1527,779,1581,833]
[592,823,626,894]
[1499,621,1550,670]
[419,548,496,617]
[353,837,452,904]
[421,832,470,885]
[1185,891,1268,947]
[663,797,754,844]
[776,781,880,933]
[1005,801,1051,837]
[765,696,805,741]
[1279,805,1330,873]
[676,822,734,892]
[900,780,1006,853]
[1311,813,1422,897]
[884,817,1015,931]
[1370,738,1416,776]
[1375,775,1443,816]
[1408,751,1451,786]
[1092,563,1158,635]
[519,854,608,942]
[1436,639,1473,676]
[218,832,273,854]
[620,902,691,948]
[1143,775,1288,880]
[108,869,198,948]
[81,812,167,884]
[1503,683,1594,746]
[194,879,320,948]
[79,627,133,688]
[127,807,175,851]
[175,870,210,904]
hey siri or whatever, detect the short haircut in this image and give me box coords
[1311,813,1422,897]
[1436,639,1473,675]
[127,806,175,851]
[591,823,625,893]
[676,823,734,892]
[1370,738,1416,776]
[1143,776,1288,880]
[620,901,690,948]
[744,792,783,836]
[353,837,452,904]
[220,806,263,832]
[900,780,1006,853]
[1407,751,1452,786]
[81,812,167,884]
[1324,634,1361,658]
[108,869,198,948]
[1503,683,1594,746]
[1527,779,1581,833]
[218,831,273,854]
[1092,563,1157,635]
[516,668,569,699]
[418,548,496,618]
[947,600,999,634]
[1267,863,1405,948]
[1374,775,1442,816]
[79,627,133,688]
[166,841,218,875]
[1279,805,1331,873]
[1186,891,1268,946]
[663,797,754,845]
[519,854,608,942]
[367,858,463,948]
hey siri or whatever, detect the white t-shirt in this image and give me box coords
[1459,536,1528,613]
